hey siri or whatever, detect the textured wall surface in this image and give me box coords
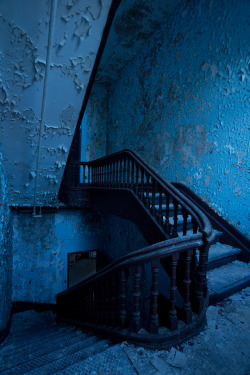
[104,0,250,237]
[0,154,12,332]
[12,209,103,303]
[102,213,148,262]
[0,0,111,205]
[82,84,109,161]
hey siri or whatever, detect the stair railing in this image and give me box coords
[60,149,213,241]
[57,149,215,345]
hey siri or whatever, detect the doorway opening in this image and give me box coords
[67,249,98,288]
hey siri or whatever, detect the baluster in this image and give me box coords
[150,179,156,215]
[119,269,127,329]
[131,265,141,332]
[165,193,170,236]
[140,168,145,199]
[145,173,150,209]
[149,259,159,333]
[168,253,179,330]
[194,244,208,314]
[172,200,178,238]
[182,249,193,324]
[182,208,188,236]
[158,187,163,225]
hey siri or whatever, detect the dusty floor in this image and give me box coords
[123,287,250,375]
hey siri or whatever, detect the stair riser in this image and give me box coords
[208,254,239,271]
[209,278,250,305]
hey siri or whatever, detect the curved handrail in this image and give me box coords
[58,233,203,297]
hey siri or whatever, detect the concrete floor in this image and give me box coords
[123,287,250,375]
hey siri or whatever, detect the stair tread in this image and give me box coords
[53,344,137,375]
[24,339,110,375]
[208,242,241,262]
[2,335,98,374]
[0,331,83,368]
[208,260,250,295]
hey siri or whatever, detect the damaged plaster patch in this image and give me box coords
[60,105,75,132]
[74,17,90,40]
[88,0,102,20]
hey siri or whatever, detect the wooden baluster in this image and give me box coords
[145,173,150,209]
[149,259,160,334]
[140,168,144,199]
[182,249,193,324]
[131,265,141,332]
[182,208,188,236]
[172,200,178,238]
[119,269,127,329]
[168,254,179,330]
[158,187,163,225]
[194,244,208,314]
[165,193,170,236]
[151,180,156,215]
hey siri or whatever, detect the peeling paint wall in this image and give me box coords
[12,208,103,304]
[83,84,109,161]
[0,154,12,332]
[104,0,250,237]
[0,0,112,205]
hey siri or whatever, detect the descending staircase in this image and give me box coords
[0,310,137,375]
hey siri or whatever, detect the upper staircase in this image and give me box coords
[57,149,250,348]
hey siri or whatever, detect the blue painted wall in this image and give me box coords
[12,209,103,304]
[105,0,250,237]
[0,153,12,333]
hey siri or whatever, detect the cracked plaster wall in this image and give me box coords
[12,209,103,303]
[0,153,12,332]
[104,0,250,237]
[82,84,109,161]
[0,0,111,205]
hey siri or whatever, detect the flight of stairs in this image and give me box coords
[145,191,250,303]
[0,311,137,375]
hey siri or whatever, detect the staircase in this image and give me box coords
[0,310,137,375]
[56,149,250,348]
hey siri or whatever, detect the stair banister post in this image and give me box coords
[131,264,142,333]
[182,249,193,324]
[119,269,127,330]
[169,253,179,330]
[149,259,160,334]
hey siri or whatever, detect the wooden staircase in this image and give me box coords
[56,149,250,348]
